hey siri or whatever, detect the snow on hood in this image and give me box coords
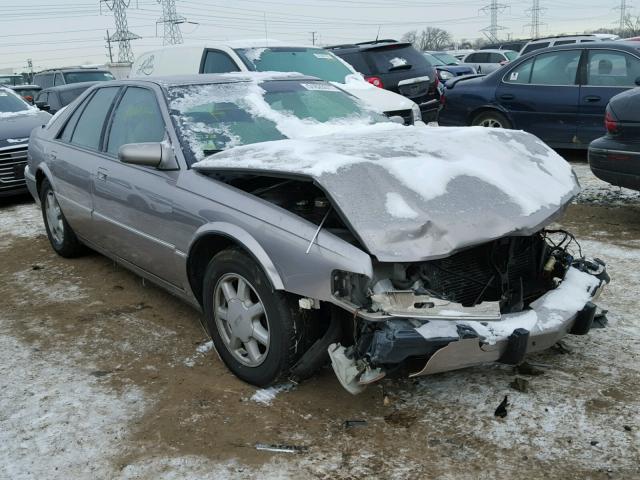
[193,124,579,261]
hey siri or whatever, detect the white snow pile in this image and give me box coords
[385,192,418,219]
[250,382,296,405]
[0,203,44,248]
[183,340,214,367]
[416,267,601,345]
[170,79,380,161]
[389,57,408,67]
[0,332,145,480]
[0,108,39,119]
[6,137,29,143]
[195,124,577,217]
[243,47,267,63]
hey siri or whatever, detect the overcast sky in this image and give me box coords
[0,0,626,71]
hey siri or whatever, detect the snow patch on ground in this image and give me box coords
[183,340,214,367]
[572,162,640,206]
[0,202,43,248]
[250,382,296,405]
[13,267,88,303]
[0,330,145,480]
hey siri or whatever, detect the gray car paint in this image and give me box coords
[26,76,373,308]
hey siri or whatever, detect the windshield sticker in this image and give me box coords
[389,57,408,67]
[313,53,334,60]
[510,72,519,81]
[301,83,339,92]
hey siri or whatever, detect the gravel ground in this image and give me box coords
[0,161,639,480]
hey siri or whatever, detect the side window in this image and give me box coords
[106,87,165,156]
[58,94,91,143]
[489,53,505,63]
[587,50,640,87]
[504,58,534,84]
[36,92,48,103]
[521,42,549,55]
[466,53,484,63]
[530,50,581,85]
[54,73,64,86]
[555,40,576,46]
[69,87,120,150]
[201,50,240,74]
[580,39,595,43]
[338,52,371,74]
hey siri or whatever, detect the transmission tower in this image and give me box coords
[157,0,186,45]
[615,0,631,32]
[480,0,507,43]
[525,0,545,38]
[101,0,140,63]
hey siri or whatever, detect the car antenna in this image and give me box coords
[306,207,332,254]
[375,26,381,42]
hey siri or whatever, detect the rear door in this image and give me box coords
[496,49,582,146]
[577,48,640,145]
[49,86,121,238]
[91,86,183,285]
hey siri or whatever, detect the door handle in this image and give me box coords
[500,94,515,100]
[96,168,108,181]
[584,95,601,103]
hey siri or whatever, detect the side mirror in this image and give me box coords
[118,142,178,170]
[35,101,50,112]
[635,77,640,86]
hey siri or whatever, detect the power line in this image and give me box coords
[525,0,546,38]
[157,0,186,45]
[614,0,631,32]
[101,0,140,63]
[480,0,508,42]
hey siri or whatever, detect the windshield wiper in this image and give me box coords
[203,149,223,156]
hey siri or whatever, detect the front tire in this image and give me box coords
[40,179,85,258]
[203,248,304,387]
[472,111,512,129]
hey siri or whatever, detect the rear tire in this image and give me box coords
[40,178,85,258]
[203,248,305,387]
[472,111,512,129]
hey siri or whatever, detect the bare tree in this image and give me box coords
[623,15,640,37]
[401,27,452,51]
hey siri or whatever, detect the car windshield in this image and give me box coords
[0,89,32,113]
[504,51,519,61]
[423,53,445,66]
[432,52,460,65]
[234,47,353,83]
[0,75,25,86]
[63,71,115,84]
[168,79,388,164]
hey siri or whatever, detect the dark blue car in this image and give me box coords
[439,42,640,149]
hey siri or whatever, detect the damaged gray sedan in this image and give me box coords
[25,73,609,394]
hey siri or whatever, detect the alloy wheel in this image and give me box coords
[213,273,270,367]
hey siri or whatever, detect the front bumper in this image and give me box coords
[330,266,608,393]
[24,165,39,204]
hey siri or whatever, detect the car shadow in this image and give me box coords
[0,193,34,209]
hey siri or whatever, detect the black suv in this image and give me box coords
[33,67,115,89]
[327,40,440,121]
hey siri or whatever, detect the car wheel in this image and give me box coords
[472,111,512,129]
[203,248,304,387]
[40,178,85,258]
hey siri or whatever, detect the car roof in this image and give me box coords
[35,68,111,74]
[99,72,320,88]
[471,49,517,54]
[9,85,41,89]
[518,40,640,59]
[326,40,413,52]
[42,81,101,92]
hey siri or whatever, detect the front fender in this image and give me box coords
[190,221,286,290]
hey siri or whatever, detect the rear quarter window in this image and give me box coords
[335,52,371,75]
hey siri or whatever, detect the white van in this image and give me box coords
[519,34,620,56]
[131,41,423,124]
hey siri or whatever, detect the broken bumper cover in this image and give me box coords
[355,266,608,382]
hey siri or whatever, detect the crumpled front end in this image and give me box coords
[327,230,609,394]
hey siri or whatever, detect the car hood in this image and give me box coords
[193,124,579,262]
[0,109,51,149]
[332,76,416,113]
